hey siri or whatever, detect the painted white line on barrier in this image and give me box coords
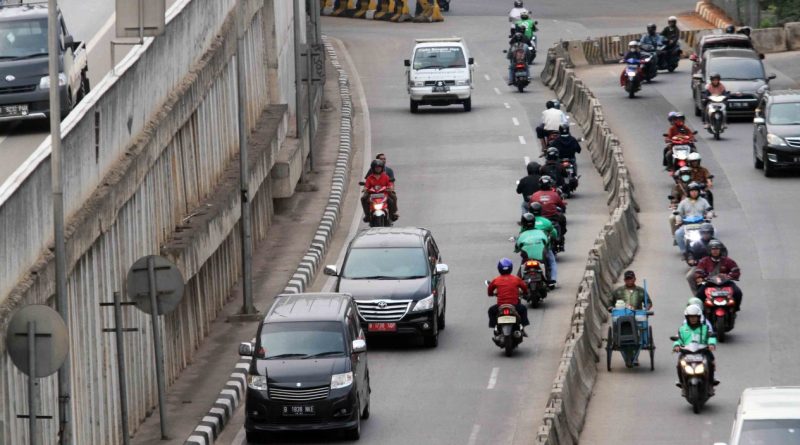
[484,74,491,81]
[518,136,526,145]
[504,102,510,109]
[467,424,481,445]
[494,87,501,95]
[524,156,530,165]
[487,367,499,389]
[512,117,520,126]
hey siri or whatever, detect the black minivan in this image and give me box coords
[240,293,370,442]
[324,227,449,347]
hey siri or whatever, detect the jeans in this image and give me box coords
[520,199,530,214]
[546,249,557,282]
[675,226,688,253]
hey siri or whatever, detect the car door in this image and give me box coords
[754,97,768,157]
[346,307,367,401]
[426,236,444,316]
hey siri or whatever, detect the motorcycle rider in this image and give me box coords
[702,73,729,128]
[639,23,665,80]
[507,31,531,86]
[361,159,398,222]
[686,223,727,291]
[515,217,551,282]
[549,124,582,174]
[516,161,541,214]
[684,297,714,333]
[540,147,567,189]
[538,100,569,153]
[619,41,643,87]
[674,182,712,257]
[522,205,558,287]
[660,16,681,68]
[687,152,714,209]
[608,270,653,366]
[514,9,537,42]
[508,0,525,22]
[673,305,718,393]
[663,111,695,169]
[696,240,742,311]
[487,258,530,336]
[669,166,692,236]
[531,176,567,249]
[364,153,395,181]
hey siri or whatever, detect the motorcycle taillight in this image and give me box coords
[515,63,525,69]
[502,308,511,315]
[678,160,686,167]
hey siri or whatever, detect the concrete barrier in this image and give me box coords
[750,27,789,53]
[323,0,442,22]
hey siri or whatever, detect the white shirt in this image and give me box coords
[541,108,568,131]
[509,7,525,22]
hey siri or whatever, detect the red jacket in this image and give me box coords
[530,190,566,217]
[364,173,392,191]
[697,256,741,280]
[665,124,695,143]
[488,274,528,306]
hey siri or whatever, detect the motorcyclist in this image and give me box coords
[686,223,726,291]
[663,112,695,169]
[684,297,714,333]
[487,258,530,336]
[674,182,712,257]
[639,23,665,80]
[538,100,569,153]
[361,159,398,222]
[661,16,680,44]
[540,147,567,189]
[508,0,525,22]
[687,152,714,209]
[702,73,729,128]
[549,124,582,174]
[516,161,541,214]
[619,41,643,87]
[673,305,718,393]
[531,176,567,248]
[364,153,395,181]
[669,166,692,236]
[608,270,653,366]
[696,240,742,311]
[521,205,558,287]
[507,31,531,86]
[514,9,537,42]
[515,218,551,283]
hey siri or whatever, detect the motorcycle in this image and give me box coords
[359,181,392,228]
[671,340,714,413]
[621,58,647,98]
[675,214,708,248]
[486,280,524,356]
[702,275,737,342]
[639,43,662,81]
[659,39,681,72]
[560,158,580,197]
[706,95,728,140]
[528,34,537,64]
[520,258,548,308]
[665,134,696,172]
[504,47,530,92]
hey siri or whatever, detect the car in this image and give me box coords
[0,3,89,122]
[404,37,474,113]
[690,33,757,77]
[714,386,800,445]
[691,48,775,118]
[240,293,370,442]
[752,89,800,176]
[324,227,449,347]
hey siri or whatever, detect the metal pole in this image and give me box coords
[47,0,71,442]
[293,0,304,143]
[138,0,144,43]
[113,292,131,445]
[305,11,314,172]
[147,257,169,439]
[237,1,255,315]
[27,321,39,445]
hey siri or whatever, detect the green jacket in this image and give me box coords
[520,216,558,240]
[673,323,717,348]
[609,285,651,310]
[516,229,549,261]
[515,18,537,39]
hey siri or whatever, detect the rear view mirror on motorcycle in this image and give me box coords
[670,335,679,341]
[663,133,669,137]
[358,181,366,186]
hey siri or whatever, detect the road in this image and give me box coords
[577,51,800,444]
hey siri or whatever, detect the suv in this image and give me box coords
[240,293,370,442]
[752,90,800,176]
[324,227,449,347]
[691,48,775,117]
[714,387,800,445]
[0,3,89,122]
[404,37,474,113]
[690,33,756,76]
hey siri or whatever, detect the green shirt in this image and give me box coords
[520,217,557,241]
[609,285,652,310]
[516,229,549,261]
[673,323,717,348]
[515,19,537,39]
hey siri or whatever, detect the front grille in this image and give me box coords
[785,137,800,148]
[0,84,36,95]
[268,385,329,401]
[355,299,412,322]
[423,80,455,86]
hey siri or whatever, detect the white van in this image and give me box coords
[404,38,474,113]
[715,387,800,445]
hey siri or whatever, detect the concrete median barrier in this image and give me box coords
[750,27,789,53]
[786,22,800,50]
[323,0,443,22]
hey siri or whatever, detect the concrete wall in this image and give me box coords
[0,0,322,444]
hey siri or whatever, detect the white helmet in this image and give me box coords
[668,16,678,22]
[687,152,701,162]
[628,41,640,47]
[684,305,702,317]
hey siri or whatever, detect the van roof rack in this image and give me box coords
[414,37,463,43]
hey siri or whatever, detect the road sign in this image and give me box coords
[126,255,185,315]
[115,0,166,38]
[6,305,68,378]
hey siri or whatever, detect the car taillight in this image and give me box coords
[502,308,511,315]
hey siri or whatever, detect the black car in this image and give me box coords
[753,90,800,176]
[691,48,775,117]
[241,293,370,442]
[324,227,449,347]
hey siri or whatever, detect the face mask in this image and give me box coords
[681,174,691,182]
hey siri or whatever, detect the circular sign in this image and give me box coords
[126,255,185,315]
[6,305,69,377]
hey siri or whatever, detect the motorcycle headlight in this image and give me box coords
[412,294,434,312]
[331,372,353,389]
[767,133,788,146]
[39,73,67,90]
[680,359,687,367]
[684,364,695,375]
[247,374,268,390]
[694,363,705,375]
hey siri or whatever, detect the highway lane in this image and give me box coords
[577,53,800,444]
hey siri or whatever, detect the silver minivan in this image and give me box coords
[715,387,800,445]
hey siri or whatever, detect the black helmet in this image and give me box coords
[559,124,570,136]
[700,223,715,234]
[725,24,736,33]
[521,212,536,228]
[708,240,723,250]
[539,175,554,189]
[514,0,523,7]
[370,159,385,173]
[688,181,702,192]
[529,202,543,216]
[647,23,657,32]
[526,161,540,175]
[552,100,561,109]
[545,100,555,109]
[546,147,560,161]
[739,26,751,36]
[710,72,721,81]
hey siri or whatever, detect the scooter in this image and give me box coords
[621,57,648,98]
[671,340,714,414]
[674,214,708,249]
[560,158,579,197]
[528,34,537,64]
[659,39,681,72]
[520,258,548,308]
[664,134,696,172]
[485,280,524,356]
[639,43,662,81]
[702,275,737,342]
[706,95,728,140]
[359,181,392,228]
[504,47,530,92]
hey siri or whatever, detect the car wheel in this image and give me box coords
[437,293,446,329]
[763,151,775,177]
[463,98,472,112]
[60,88,74,119]
[246,431,267,443]
[423,317,439,348]
[76,73,90,102]
[361,378,371,419]
[410,99,418,113]
[753,144,764,169]
[345,402,361,440]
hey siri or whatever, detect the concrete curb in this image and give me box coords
[322,0,443,22]
[182,35,355,445]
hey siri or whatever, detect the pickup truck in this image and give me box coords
[0,2,89,122]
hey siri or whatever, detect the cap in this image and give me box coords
[624,270,636,279]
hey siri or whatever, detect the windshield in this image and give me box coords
[412,46,466,70]
[342,247,429,279]
[0,19,48,59]
[258,321,345,360]
[708,58,765,80]
[739,419,800,444]
[768,102,800,125]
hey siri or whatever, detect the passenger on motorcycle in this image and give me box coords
[688,152,714,209]
[531,175,567,237]
[540,147,568,188]
[661,16,680,44]
[361,159,398,222]
[702,73,729,127]
[673,305,718,393]
[487,258,530,335]
[608,270,653,311]
[639,23,665,79]
[516,161,541,214]
[549,125,582,174]
[507,32,531,86]
[674,182,712,256]
[508,0,525,22]
[686,223,726,291]
[619,41,643,87]
[663,111,695,169]
[538,100,569,152]
[696,240,742,311]
[684,297,714,333]
[522,206,558,287]
[669,166,692,236]
[514,10,537,41]
[364,153,395,181]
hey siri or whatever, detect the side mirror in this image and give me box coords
[239,341,254,357]
[667,195,674,200]
[484,279,491,287]
[435,264,449,275]
[352,339,367,354]
[669,335,679,341]
[502,49,508,54]
[753,117,765,125]
[768,73,777,80]
[63,34,74,49]
[390,178,396,182]
[468,57,474,65]
[323,265,338,276]
[404,59,410,67]
[693,130,699,135]
[534,20,539,25]
[662,133,669,137]
[759,53,765,60]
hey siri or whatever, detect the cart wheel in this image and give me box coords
[648,326,655,371]
[606,326,613,371]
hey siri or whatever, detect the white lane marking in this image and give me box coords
[494,87,501,95]
[484,74,491,81]
[87,13,117,52]
[524,156,530,165]
[232,426,246,445]
[512,117,520,126]
[504,102,511,109]
[0,122,21,149]
[487,367,499,389]
[467,424,481,445]
[518,136,527,145]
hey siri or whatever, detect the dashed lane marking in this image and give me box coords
[512,117,520,126]
[518,136,526,145]
[487,367,500,389]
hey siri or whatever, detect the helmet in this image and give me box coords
[710,72,721,81]
[559,124,570,136]
[545,100,555,109]
[725,24,736,33]
[667,111,678,121]
[668,16,678,24]
[497,258,514,275]
[699,223,715,234]
[688,181,702,192]
[529,202,543,215]
[687,297,703,307]
[628,40,640,48]
[708,240,723,250]
[539,175,554,189]
[520,9,529,19]
[514,0,523,7]
[521,212,536,228]
[551,100,561,109]
[673,111,685,121]
[370,159,385,173]
[647,23,657,32]
[687,152,701,162]
[526,161,540,175]
[546,147,560,161]
[684,305,703,324]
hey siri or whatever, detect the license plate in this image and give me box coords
[368,322,397,332]
[684,354,704,362]
[282,405,315,416]
[0,104,28,117]
[497,315,517,324]
[370,194,385,199]
[432,85,448,92]
[730,102,746,108]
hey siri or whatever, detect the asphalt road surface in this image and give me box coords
[577,51,800,444]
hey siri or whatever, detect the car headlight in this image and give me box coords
[412,294,434,312]
[408,80,424,87]
[694,363,705,375]
[767,133,788,146]
[684,364,695,375]
[331,372,353,389]
[247,374,268,390]
[39,73,67,90]
[455,79,468,86]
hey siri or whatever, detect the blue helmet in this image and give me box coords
[497,258,514,274]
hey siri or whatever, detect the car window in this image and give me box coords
[413,46,466,70]
[0,18,48,58]
[341,247,429,279]
[257,321,345,359]
[768,102,800,125]
[707,58,765,80]
[738,419,800,444]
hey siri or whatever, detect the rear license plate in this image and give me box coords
[730,102,747,108]
[0,104,28,117]
[282,405,315,416]
[433,85,448,92]
[369,194,385,199]
[497,316,517,324]
[368,322,397,332]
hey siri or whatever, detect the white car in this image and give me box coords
[404,38,474,113]
[715,387,800,445]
